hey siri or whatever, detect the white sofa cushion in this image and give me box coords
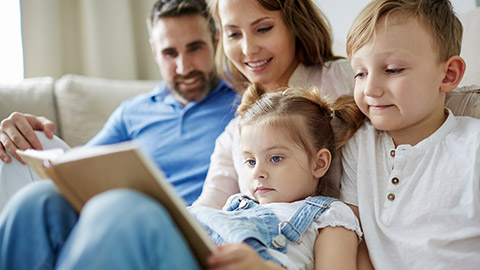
[0,77,58,132]
[54,74,159,147]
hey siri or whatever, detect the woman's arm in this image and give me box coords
[193,119,241,209]
[314,226,358,270]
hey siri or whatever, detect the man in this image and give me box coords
[0,0,238,208]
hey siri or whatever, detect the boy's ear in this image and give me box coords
[440,55,466,93]
[313,149,331,179]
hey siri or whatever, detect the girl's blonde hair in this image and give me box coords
[208,0,341,91]
[237,84,365,198]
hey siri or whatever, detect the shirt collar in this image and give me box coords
[415,108,456,148]
[394,108,456,150]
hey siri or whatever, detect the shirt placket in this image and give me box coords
[381,146,408,223]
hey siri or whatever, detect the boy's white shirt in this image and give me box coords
[340,109,480,269]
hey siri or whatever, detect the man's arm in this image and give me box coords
[0,112,56,164]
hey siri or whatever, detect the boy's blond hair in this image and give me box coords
[346,0,463,61]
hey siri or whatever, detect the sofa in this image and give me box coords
[0,75,160,147]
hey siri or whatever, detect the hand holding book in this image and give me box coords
[17,141,215,269]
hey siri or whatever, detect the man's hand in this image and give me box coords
[0,112,56,164]
[207,243,284,270]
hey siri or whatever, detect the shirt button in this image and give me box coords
[391,177,400,185]
[390,150,396,157]
[387,193,395,201]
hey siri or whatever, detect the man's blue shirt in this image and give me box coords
[86,80,239,205]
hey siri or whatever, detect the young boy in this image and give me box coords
[340,0,480,269]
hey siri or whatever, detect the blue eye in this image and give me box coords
[271,156,283,163]
[354,72,367,79]
[244,159,256,167]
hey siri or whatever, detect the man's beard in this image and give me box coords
[170,70,218,104]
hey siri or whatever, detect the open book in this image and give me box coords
[17,141,215,268]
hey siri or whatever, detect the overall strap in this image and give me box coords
[278,196,337,245]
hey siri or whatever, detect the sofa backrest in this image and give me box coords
[446,87,480,119]
[0,75,160,147]
[54,74,159,146]
[458,7,480,87]
[0,77,58,131]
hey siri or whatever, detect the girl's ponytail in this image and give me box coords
[236,83,266,116]
[330,95,365,149]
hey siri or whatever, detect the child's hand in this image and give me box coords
[207,243,284,270]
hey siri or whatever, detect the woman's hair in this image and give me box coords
[346,0,463,61]
[208,0,341,91]
[237,84,365,197]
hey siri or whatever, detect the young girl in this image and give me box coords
[0,86,365,269]
[193,85,365,269]
[195,0,355,209]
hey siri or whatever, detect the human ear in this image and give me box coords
[313,149,332,179]
[215,28,220,48]
[440,56,466,93]
[149,41,158,60]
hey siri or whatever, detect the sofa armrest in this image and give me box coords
[54,74,160,147]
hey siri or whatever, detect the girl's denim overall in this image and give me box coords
[189,195,336,267]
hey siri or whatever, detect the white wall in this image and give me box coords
[315,0,478,56]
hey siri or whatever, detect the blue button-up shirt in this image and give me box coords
[86,80,239,205]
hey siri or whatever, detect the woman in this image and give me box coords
[194,0,355,208]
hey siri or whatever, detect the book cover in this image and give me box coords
[17,141,215,268]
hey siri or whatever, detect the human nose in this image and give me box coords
[241,34,260,57]
[253,162,268,180]
[364,73,384,97]
[175,54,194,76]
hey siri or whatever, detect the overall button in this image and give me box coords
[391,177,400,185]
[239,199,249,209]
[390,150,396,157]
[272,234,287,248]
[387,193,395,201]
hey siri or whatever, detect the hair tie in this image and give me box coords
[329,108,335,119]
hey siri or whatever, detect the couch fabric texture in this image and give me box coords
[0,75,159,147]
